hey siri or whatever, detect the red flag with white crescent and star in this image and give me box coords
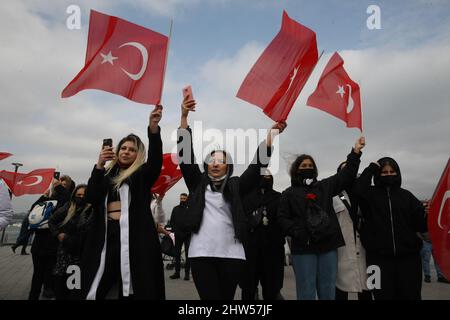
[61,10,169,105]
[0,169,55,197]
[429,158,450,280]
[306,52,362,131]
[236,11,319,122]
[151,153,182,196]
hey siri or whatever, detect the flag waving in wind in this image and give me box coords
[0,152,12,161]
[151,154,182,196]
[429,158,450,280]
[62,10,169,105]
[237,11,318,122]
[307,52,362,131]
[0,168,55,197]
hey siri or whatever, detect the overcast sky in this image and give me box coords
[1,0,449,218]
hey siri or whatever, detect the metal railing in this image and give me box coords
[0,218,32,246]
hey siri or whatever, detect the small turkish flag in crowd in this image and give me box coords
[0,169,55,197]
[62,10,169,105]
[151,154,182,196]
[429,158,450,280]
[0,152,12,161]
[307,52,362,131]
[237,11,318,122]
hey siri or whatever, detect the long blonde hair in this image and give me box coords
[60,184,88,227]
[105,134,146,190]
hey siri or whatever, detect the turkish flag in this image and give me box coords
[151,154,182,196]
[306,52,362,131]
[62,10,169,105]
[0,152,12,161]
[236,11,318,122]
[0,169,55,197]
[429,158,450,279]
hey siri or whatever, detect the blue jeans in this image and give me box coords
[421,241,444,278]
[292,250,337,300]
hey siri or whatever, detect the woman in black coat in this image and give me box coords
[48,184,88,300]
[81,106,164,300]
[277,137,365,300]
[353,157,427,300]
[177,96,286,300]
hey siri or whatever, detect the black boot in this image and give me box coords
[170,273,180,279]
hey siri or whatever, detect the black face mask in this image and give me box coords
[379,175,397,187]
[297,168,316,181]
[180,200,187,207]
[74,197,85,207]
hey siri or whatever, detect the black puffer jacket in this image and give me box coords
[177,127,272,243]
[277,149,361,254]
[354,158,427,257]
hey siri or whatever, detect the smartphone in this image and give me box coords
[102,138,113,149]
[182,85,194,100]
[53,171,60,180]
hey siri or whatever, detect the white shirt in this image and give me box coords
[0,180,13,230]
[189,185,246,260]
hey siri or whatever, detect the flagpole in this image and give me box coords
[158,19,173,105]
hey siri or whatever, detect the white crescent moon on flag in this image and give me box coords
[119,42,149,80]
[17,175,43,187]
[437,190,450,233]
[346,84,354,114]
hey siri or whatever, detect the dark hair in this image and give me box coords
[180,193,188,197]
[289,154,318,179]
[71,184,87,201]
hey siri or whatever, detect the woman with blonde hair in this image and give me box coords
[81,105,164,300]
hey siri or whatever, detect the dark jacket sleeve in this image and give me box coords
[140,126,163,190]
[409,192,428,233]
[322,149,361,197]
[85,165,107,207]
[239,141,273,195]
[177,127,202,191]
[277,191,301,238]
[353,162,379,200]
[48,204,69,237]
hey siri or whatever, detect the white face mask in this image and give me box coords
[207,174,227,182]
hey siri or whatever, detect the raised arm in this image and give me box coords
[239,122,286,195]
[177,97,202,191]
[323,136,364,196]
[140,105,164,190]
[353,162,380,200]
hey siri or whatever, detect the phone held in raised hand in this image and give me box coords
[102,138,113,149]
[182,85,194,100]
[53,171,60,180]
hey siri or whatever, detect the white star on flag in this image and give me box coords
[100,51,118,65]
[336,85,345,98]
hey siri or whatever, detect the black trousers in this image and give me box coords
[174,234,190,276]
[367,252,422,300]
[335,287,373,300]
[28,254,56,300]
[241,241,285,300]
[96,219,123,299]
[190,257,245,300]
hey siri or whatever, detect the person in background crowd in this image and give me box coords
[333,162,371,300]
[0,179,13,230]
[81,105,164,300]
[48,184,89,300]
[177,95,286,300]
[419,200,450,284]
[354,157,427,300]
[28,175,74,300]
[168,193,191,280]
[277,137,365,300]
[241,169,285,300]
[151,193,170,236]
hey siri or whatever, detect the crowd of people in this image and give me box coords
[2,97,448,300]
